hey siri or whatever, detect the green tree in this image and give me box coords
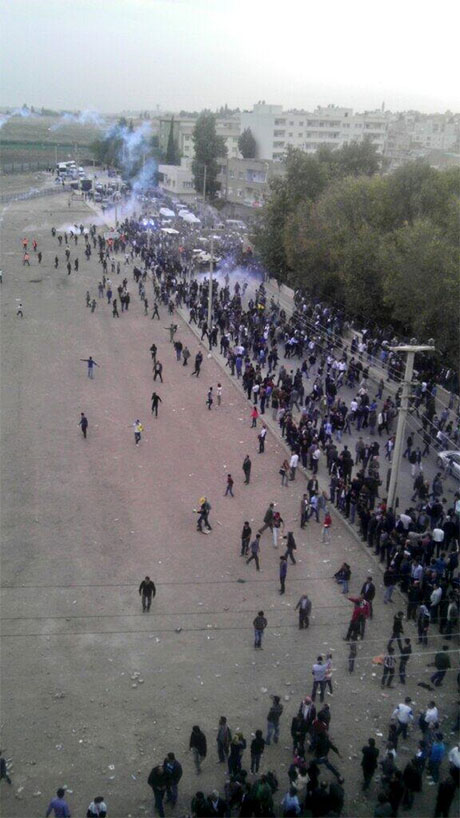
[238,127,256,158]
[165,117,180,165]
[192,111,227,198]
[382,219,460,362]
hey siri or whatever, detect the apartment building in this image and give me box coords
[240,103,387,160]
[157,158,195,199]
[217,157,285,209]
[159,116,241,160]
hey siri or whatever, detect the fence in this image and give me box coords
[1,160,54,174]
[0,186,69,204]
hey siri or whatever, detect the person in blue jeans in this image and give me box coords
[163,753,182,807]
[147,765,167,818]
[314,733,344,784]
[266,695,283,744]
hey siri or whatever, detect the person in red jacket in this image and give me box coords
[344,597,369,641]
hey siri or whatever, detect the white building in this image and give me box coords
[159,116,241,160]
[240,103,387,160]
[158,158,195,199]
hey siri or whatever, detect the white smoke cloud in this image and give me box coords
[0,106,37,129]
[49,109,106,131]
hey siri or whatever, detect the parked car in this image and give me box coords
[437,450,460,480]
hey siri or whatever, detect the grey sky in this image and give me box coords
[1,0,459,113]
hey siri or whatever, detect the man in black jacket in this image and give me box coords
[361,738,379,790]
[189,726,207,773]
[360,576,376,619]
[147,764,167,817]
[163,752,182,806]
[139,576,156,612]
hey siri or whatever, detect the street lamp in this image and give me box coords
[386,341,435,511]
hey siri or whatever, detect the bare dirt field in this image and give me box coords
[0,188,457,817]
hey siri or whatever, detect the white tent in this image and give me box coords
[161,227,180,235]
[159,207,175,217]
[182,213,201,224]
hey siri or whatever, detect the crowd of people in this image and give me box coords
[12,195,460,818]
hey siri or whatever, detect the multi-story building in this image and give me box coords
[159,116,241,160]
[217,157,285,209]
[240,103,387,160]
[384,112,460,170]
[157,158,195,199]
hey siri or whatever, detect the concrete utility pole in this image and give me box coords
[386,342,435,511]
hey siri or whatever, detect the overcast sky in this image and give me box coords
[1,0,459,114]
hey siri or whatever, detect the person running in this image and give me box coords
[246,534,261,570]
[16,302,24,318]
[191,351,203,377]
[151,392,162,417]
[133,419,144,445]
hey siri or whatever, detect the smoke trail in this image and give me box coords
[49,109,106,131]
[0,106,37,129]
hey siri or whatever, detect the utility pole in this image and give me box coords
[386,342,435,511]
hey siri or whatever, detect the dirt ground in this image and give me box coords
[0,187,457,817]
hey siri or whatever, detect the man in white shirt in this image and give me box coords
[289,453,299,481]
[421,701,439,734]
[430,585,443,623]
[392,697,414,740]
[311,656,327,703]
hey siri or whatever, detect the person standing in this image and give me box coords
[398,638,412,684]
[147,764,167,818]
[381,647,396,688]
[196,497,212,532]
[361,738,379,791]
[216,383,222,406]
[289,452,299,480]
[242,455,251,484]
[246,535,261,571]
[81,356,99,379]
[258,423,267,453]
[295,594,312,629]
[240,522,252,556]
[151,392,162,417]
[206,387,213,410]
[79,412,88,438]
[216,716,232,763]
[311,657,327,702]
[189,725,207,774]
[45,788,71,817]
[321,512,332,543]
[360,576,376,619]
[163,752,182,807]
[250,730,265,774]
[182,346,190,366]
[16,302,24,318]
[133,419,143,446]
[153,361,163,382]
[279,556,288,594]
[430,646,451,687]
[139,576,156,612]
[253,610,267,648]
[251,404,259,427]
[266,695,283,744]
[224,474,234,497]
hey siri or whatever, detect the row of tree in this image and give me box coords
[252,146,460,364]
